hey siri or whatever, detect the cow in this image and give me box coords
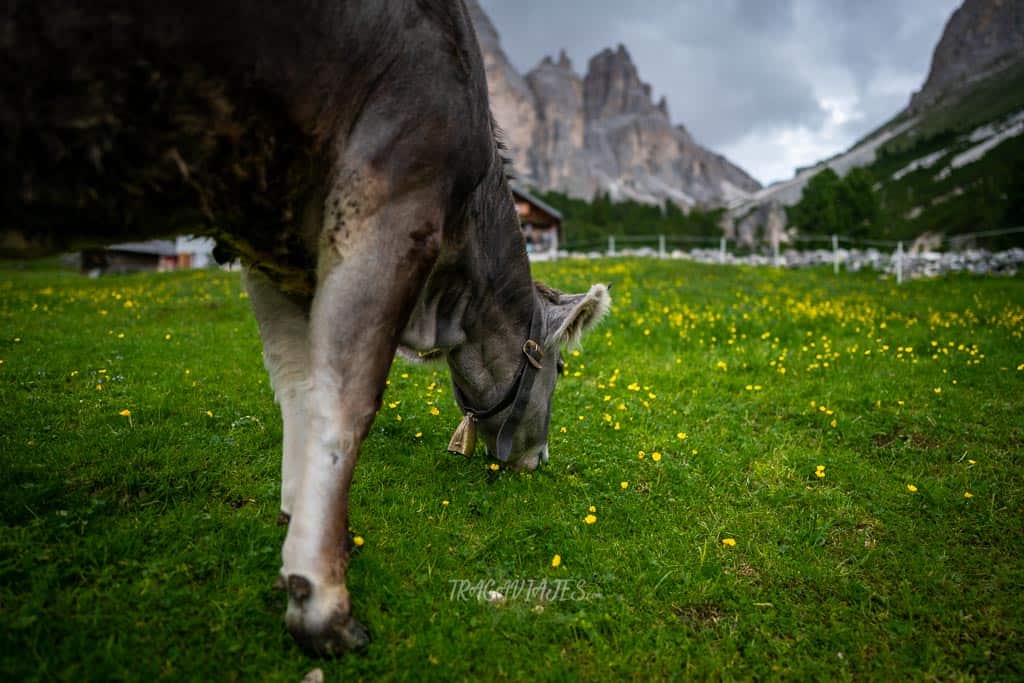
[1,1,610,656]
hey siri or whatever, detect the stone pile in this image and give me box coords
[556,247,1024,278]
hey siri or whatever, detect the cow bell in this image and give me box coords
[447,414,477,458]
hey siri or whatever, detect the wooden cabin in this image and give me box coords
[511,185,562,254]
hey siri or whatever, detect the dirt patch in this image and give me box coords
[872,423,938,450]
[673,603,730,628]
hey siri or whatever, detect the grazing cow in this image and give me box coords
[1,0,610,655]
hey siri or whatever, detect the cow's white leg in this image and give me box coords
[243,269,310,521]
[280,185,442,656]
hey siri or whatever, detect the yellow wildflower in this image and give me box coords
[584,514,597,525]
[118,409,131,417]
[721,538,736,547]
[906,484,917,493]
[651,452,662,462]
[963,492,973,498]
[620,481,629,490]
[551,554,561,568]
[353,536,365,547]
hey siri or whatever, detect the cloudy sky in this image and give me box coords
[477,0,961,186]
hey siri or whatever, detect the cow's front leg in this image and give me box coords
[243,269,311,522]
[280,188,441,656]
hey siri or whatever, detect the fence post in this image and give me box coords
[719,237,726,264]
[658,234,666,259]
[895,241,904,285]
[832,234,839,275]
[608,235,616,257]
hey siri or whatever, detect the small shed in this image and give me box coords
[511,184,562,254]
[81,236,216,275]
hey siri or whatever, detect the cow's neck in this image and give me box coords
[447,168,537,412]
[397,153,537,411]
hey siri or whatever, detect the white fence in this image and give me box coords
[547,227,1024,282]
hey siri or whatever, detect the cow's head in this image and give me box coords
[464,281,610,470]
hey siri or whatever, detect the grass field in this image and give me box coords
[1,259,1022,681]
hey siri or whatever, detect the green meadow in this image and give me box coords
[1,259,1022,680]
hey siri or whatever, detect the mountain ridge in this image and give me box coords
[733,0,1024,245]
[466,0,761,207]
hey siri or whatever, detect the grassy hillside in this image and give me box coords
[863,61,1024,242]
[2,261,1023,680]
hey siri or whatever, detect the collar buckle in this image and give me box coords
[522,339,544,370]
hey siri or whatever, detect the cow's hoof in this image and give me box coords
[289,610,371,657]
[277,511,291,526]
[283,574,369,657]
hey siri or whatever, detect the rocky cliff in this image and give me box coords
[909,0,1024,112]
[524,51,591,198]
[466,1,761,206]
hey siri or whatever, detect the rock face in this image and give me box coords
[466,2,761,206]
[465,0,538,179]
[909,0,1024,112]
[583,45,660,122]
[734,200,789,249]
[524,51,590,198]
[580,46,760,206]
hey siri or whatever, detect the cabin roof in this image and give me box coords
[106,240,179,256]
[510,184,563,222]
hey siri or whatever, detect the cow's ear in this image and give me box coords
[539,283,611,349]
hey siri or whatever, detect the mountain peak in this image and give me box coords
[909,0,1024,112]
[584,44,658,121]
[557,49,572,70]
[538,49,575,74]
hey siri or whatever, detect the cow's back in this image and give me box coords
[1,0,496,281]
